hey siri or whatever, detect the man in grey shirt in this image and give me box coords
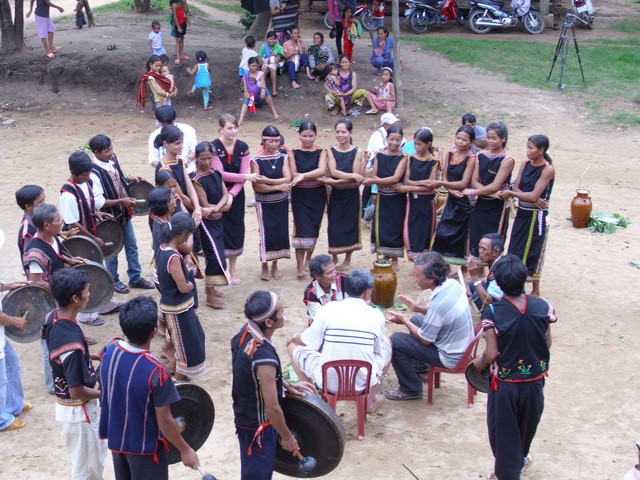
[385,251,474,400]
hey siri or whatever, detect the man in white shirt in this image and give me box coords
[288,269,391,413]
[148,105,197,174]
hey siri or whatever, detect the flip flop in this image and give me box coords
[366,395,384,414]
[365,109,378,115]
[46,53,55,59]
[20,402,33,414]
[0,418,26,432]
[84,336,98,346]
[385,388,422,401]
[51,46,62,53]
[174,59,180,65]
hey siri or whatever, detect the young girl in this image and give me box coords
[289,121,328,278]
[397,128,440,261]
[239,57,279,125]
[464,121,515,259]
[364,125,407,267]
[325,118,365,272]
[136,55,175,110]
[186,50,212,110]
[192,142,230,308]
[157,211,204,380]
[251,125,292,281]
[341,7,361,61]
[155,168,193,213]
[364,66,396,115]
[323,63,346,116]
[210,114,256,285]
[500,135,555,297]
[431,125,477,260]
[170,0,189,64]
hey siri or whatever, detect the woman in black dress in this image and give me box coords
[290,121,327,278]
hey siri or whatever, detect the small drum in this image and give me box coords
[127,180,154,216]
[73,261,115,313]
[465,359,490,394]
[2,286,56,343]
[95,219,124,260]
[168,382,215,465]
[275,393,345,478]
[62,235,104,264]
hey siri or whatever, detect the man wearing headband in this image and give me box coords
[231,291,314,480]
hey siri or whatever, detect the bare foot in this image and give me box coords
[230,277,241,285]
[212,289,224,298]
[330,108,338,116]
[206,298,226,309]
[314,77,320,83]
[271,265,283,280]
[341,110,348,116]
[273,113,280,120]
[272,91,279,97]
[186,90,194,96]
[291,81,301,89]
[296,269,306,279]
[336,261,351,272]
[307,74,315,80]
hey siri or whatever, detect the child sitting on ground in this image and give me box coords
[364,66,396,114]
[258,31,285,96]
[323,64,346,116]
[186,50,212,110]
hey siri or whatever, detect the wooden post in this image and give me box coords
[391,0,402,106]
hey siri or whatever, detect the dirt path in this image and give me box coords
[1,2,640,479]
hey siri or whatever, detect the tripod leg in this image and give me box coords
[571,25,587,86]
[546,25,567,83]
[557,30,570,89]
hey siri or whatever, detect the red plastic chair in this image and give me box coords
[321,359,372,440]
[427,322,483,408]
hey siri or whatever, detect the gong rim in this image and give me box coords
[73,260,115,313]
[274,393,346,478]
[3,286,56,343]
[167,382,215,465]
[465,360,490,394]
[62,235,105,264]
[127,180,154,216]
[95,219,124,260]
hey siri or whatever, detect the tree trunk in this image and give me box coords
[391,0,402,106]
[247,11,271,40]
[134,0,151,13]
[0,0,25,52]
[83,0,96,27]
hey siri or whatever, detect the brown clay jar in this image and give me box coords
[371,261,397,308]
[571,188,592,228]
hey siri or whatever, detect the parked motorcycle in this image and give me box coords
[573,0,595,29]
[404,0,464,34]
[467,0,545,35]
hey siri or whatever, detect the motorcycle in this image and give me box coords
[573,0,595,29]
[404,0,464,34]
[467,0,545,35]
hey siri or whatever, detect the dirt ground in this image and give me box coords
[0,1,639,479]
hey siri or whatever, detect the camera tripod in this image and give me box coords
[546,13,587,90]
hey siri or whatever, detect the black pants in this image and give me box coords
[335,20,344,56]
[487,379,545,480]
[112,447,168,480]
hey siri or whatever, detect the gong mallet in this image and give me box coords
[296,451,317,474]
[196,466,217,480]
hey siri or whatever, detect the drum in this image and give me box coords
[167,382,215,465]
[62,235,104,264]
[73,261,115,313]
[95,219,124,260]
[127,180,154,216]
[3,286,56,343]
[275,393,345,478]
[465,359,490,394]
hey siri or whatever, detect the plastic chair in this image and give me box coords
[427,322,483,408]
[321,359,372,440]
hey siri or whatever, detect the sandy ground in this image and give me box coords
[1,1,640,479]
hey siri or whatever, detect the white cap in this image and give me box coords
[380,113,400,125]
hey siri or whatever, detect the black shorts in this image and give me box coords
[175,21,187,38]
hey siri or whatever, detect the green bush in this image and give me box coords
[239,11,255,30]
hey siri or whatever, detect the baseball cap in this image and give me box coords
[380,113,399,125]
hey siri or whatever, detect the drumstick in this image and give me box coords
[104,242,114,247]
[196,466,217,480]
[134,199,146,204]
[21,310,29,318]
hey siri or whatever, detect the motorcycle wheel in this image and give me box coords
[361,9,374,31]
[580,12,593,30]
[523,11,545,34]
[468,9,492,34]
[324,11,332,29]
[455,9,465,27]
[410,11,430,34]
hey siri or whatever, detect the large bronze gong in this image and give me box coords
[73,261,114,313]
[167,382,215,465]
[62,235,104,264]
[127,180,154,216]
[275,393,346,477]
[95,219,124,260]
[2,286,56,343]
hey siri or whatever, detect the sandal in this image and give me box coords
[20,402,33,414]
[385,388,422,401]
[114,282,130,294]
[0,417,26,432]
[366,395,384,414]
[46,52,55,59]
[84,336,98,346]
[365,109,378,115]
[79,317,104,327]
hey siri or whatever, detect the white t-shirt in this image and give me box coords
[301,298,387,392]
[148,122,198,174]
[29,237,60,275]
[239,47,259,70]
[60,182,92,225]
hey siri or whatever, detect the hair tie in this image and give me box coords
[261,135,280,141]
[250,291,278,323]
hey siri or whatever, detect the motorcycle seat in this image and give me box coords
[469,0,505,8]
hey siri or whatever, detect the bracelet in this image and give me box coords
[474,280,483,287]
[468,188,475,197]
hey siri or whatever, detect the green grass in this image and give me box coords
[609,20,640,34]
[92,0,203,15]
[404,35,640,126]
[195,0,248,15]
